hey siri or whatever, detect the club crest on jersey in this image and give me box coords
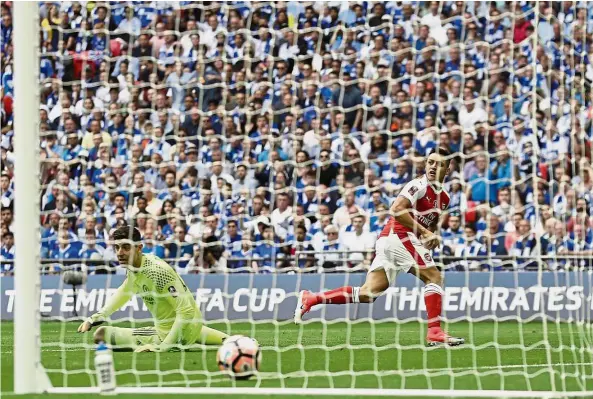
[408,186,418,196]
[168,285,178,298]
[424,253,433,263]
[142,285,154,305]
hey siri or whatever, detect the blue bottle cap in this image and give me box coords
[96,342,109,351]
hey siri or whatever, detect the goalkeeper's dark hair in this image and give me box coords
[111,225,142,243]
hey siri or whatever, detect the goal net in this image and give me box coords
[4,1,593,397]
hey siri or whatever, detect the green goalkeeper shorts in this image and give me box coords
[103,326,162,349]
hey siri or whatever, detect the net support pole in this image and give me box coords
[13,1,50,394]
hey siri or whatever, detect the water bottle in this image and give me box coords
[95,342,116,395]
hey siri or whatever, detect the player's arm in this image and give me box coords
[429,210,448,233]
[77,275,135,333]
[390,196,438,249]
[389,182,439,250]
[428,218,439,233]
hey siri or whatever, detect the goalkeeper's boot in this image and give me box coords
[294,290,317,324]
[426,327,465,347]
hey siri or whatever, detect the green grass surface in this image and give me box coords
[1,320,593,398]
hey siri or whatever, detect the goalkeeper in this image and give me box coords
[77,225,228,352]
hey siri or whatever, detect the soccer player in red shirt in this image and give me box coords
[294,148,464,346]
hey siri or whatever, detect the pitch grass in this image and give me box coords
[1,320,593,398]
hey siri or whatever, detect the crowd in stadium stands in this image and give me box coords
[1,1,593,275]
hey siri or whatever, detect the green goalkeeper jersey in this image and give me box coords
[88,254,202,347]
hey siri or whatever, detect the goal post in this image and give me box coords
[12,1,51,394]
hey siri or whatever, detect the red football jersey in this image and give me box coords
[380,175,450,237]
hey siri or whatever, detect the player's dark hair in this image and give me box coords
[111,225,142,243]
[435,146,451,158]
[430,147,451,165]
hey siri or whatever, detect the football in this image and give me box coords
[216,335,261,380]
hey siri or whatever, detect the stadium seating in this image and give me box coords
[1,1,592,274]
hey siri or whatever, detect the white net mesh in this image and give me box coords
[1,1,593,396]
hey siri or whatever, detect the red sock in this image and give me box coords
[424,283,443,329]
[316,286,354,305]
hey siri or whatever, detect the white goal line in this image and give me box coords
[48,387,593,398]
[39,361,593,377]
[111,361,593,387]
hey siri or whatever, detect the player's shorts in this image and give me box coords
[102,326,162,349]
[368,231,436,285]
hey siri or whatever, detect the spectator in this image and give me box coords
[452,224,487,271]
[513,9,533,43]
[492,187,514,226]
[320,224,342,270]
[168,225,194,273]
[504,213,524,251]
[0,231,15,273]
[446,175,467,215]
[567,224,593,268]
[370,203,389,233]
[232,164,257,197]
[292,224,315,270]
[317,150,339,187]
[488,145,513,202]
[332,67,362,130]
[442,214,464,250]
[546,220,570,270]
[0,171,13,203]
[466,153,490,203]
[511,219,538,269]
[115,7,141,38]
[80,229,105,261]
[142,229,166,258]
[332,187,366,230]
[49,229,83,268]
[82,119,112,150]
[222,219,242,256]
[252,222,283,273]
[1,201,14,233]
[339,214,376,267]
[458,95,487,135]
[480,215,508,271]
[270,192,293,240]
[228,234,253,272]
[384,159,410,194]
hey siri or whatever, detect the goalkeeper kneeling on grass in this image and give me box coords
[78,225,228,352]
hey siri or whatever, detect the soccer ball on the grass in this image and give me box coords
[217,335,261,380]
